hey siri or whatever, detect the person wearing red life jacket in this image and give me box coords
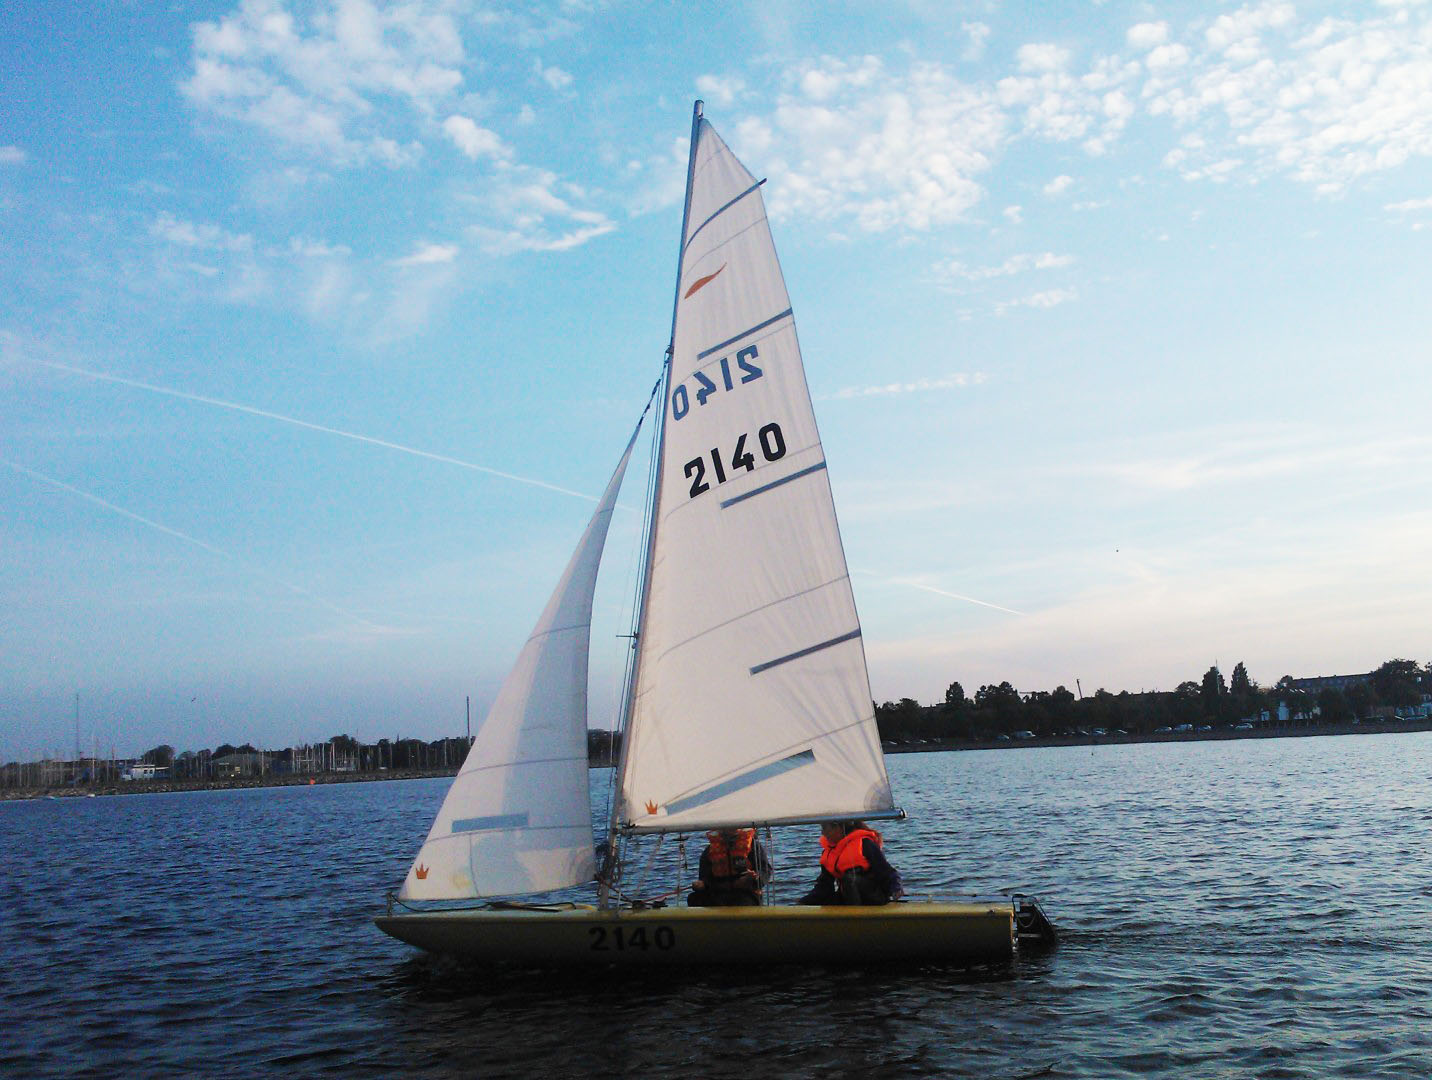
[687,827,772,906]
[798,820,904,905]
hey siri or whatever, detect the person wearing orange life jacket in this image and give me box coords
[798,820,904,905]
[687,827,772,907]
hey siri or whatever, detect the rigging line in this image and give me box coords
[26,357,600,503]
[0,457,387,632]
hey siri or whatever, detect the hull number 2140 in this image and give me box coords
[588,925,676,951]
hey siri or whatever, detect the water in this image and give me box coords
[4,733,1430,1078]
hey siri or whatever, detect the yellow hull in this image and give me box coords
[375,901,1017,966]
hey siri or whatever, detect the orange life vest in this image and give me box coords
[706,829,755,879]
[819,827,882,876]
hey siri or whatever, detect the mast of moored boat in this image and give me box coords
[598,99,705,908]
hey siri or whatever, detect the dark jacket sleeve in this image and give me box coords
[863,838,904,899]
[799,867,839,904]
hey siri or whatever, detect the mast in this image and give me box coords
[599,99,704,906]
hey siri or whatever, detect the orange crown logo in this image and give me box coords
[644,800,659,815]
[415,863,429,880]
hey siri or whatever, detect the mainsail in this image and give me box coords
[400,427,641,900]
[618,109,893,832]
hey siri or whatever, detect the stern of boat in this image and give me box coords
[1013,894,1057,951]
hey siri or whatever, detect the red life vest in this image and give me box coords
[820,827,882,876]
[706,829,755,879]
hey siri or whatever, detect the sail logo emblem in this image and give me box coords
[644,800,660,815]
[683,263,725,298]
[415,863,429,880]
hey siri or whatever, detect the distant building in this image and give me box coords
[1287,672,1373,694]
[122,763,167,781]
[210,753,265,778]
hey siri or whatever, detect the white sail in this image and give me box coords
[400,429,640,900]
[619,114,893,832]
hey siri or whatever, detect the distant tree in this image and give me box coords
[937,681,972,739]
[1345,682,1375,719]
[1200,666,1227,719]
[875,698,925,742]
[142,744,175,767]
[1371,659,1423,708]
[214,743,237,758]
[974,682,1023,733]
[1229,661,1260,721]
[944,681,967,710]
[1318,688,1352,724]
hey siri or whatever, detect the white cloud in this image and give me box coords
[1146,43,1190,71]
[442,114,510,161]
[932,251,1074,284]
[0,145,26,165]
[729,56,1008,231]
[1144,4,1432,192]
[287,236,351,258]
[182,0,464,164]
[828,373,987,399]
[534,59,573,90]
[464,165,616,253]
[1017,43,1071,73]
[1003,204,1024,223]
[993,287,1077,315]
[1043,174,1074,195]
[963,22,991,62]
[151,212,253,252]
[1386,195,1432,211]
[695,73,745,107]
[393,242,458,266]
[1128,22,1170,50]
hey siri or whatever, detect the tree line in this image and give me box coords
[872,658,1431,744]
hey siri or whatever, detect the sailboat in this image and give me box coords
[376,102,1054,966]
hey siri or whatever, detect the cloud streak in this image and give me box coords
[826,373,987,400]
[1,457,389,633]
[27,358,600,502]
[854,569,1027,616]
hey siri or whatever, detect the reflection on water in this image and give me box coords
[3,733,1430,1078]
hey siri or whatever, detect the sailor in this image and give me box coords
[687,827,772,906]
[798,820,904,905]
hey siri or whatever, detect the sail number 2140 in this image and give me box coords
[671,345,763,421]
[684,422,786,499]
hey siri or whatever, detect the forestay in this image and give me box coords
[619,115,893,832]
[400,428,641,900]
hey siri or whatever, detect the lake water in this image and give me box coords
[5,733,1430,1078]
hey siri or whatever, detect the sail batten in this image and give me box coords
[695,309,793,359]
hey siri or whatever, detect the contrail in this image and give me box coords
[29,358,598,503]
[853,570,1026,616]
[1,457,388,632]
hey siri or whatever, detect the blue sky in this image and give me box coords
[3,0,1430,759]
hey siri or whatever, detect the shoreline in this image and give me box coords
[5,720,1428,802]
[882,716,1432,753]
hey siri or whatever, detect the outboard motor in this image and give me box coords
[1013,895,1057,950]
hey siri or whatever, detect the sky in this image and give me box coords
[2,0,1430,759]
